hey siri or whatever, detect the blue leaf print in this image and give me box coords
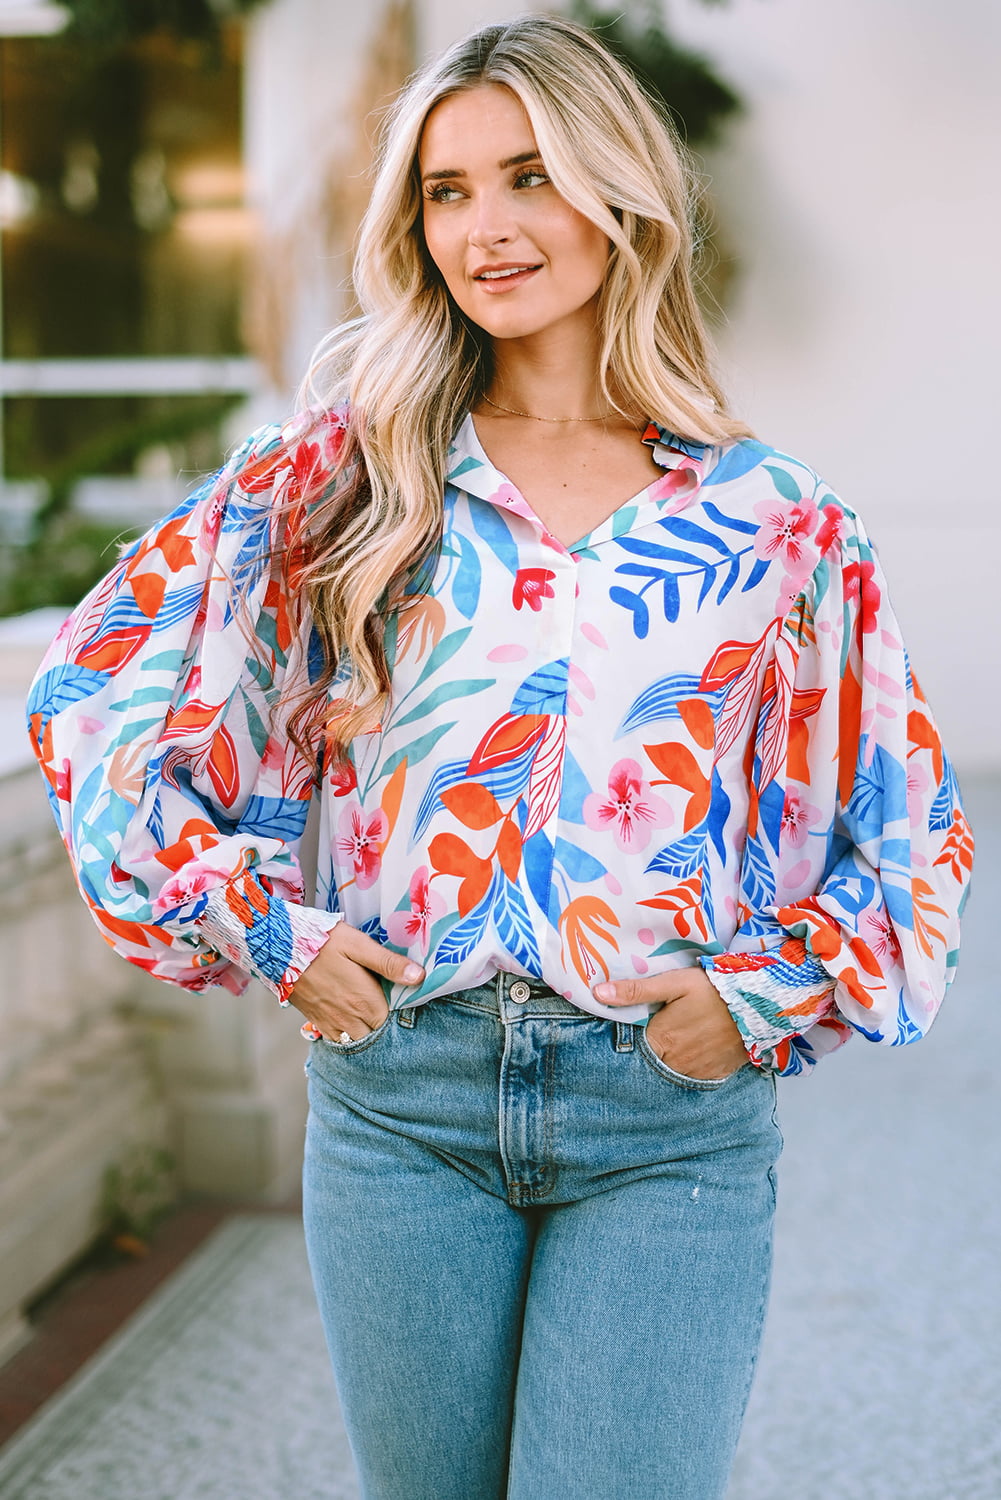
[928,762,961,832]
[699,441,767,487]
[523,830,557,918]
[510,660,569,716]
[741,557,771,594]
[891,988,924,1045]
[700,866,715,935]
[435,875,499,964]
[707,768,731,865]
[557,748,592,825]
[700,501,759,536]
[411,748,538,843]
[470,500,519,575]
[618,675,723,735]
[238,795,310,841]
[359,914,389,947]
[739,836,775,912]
[245,887,295,982]
[657,516,735,554]
[845,741,908,842]
[609,586,649,638]
[757,777,786,856]
[646,825,706,878]
[553,837,606,883]
[27,662,110,725]
[494,879,543,974]
[615,537,705,566]
[661,571,680,622]
[452,532,481,619]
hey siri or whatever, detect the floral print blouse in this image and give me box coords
[27,409,973,1076]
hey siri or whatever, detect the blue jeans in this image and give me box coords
[303,975,781,1500]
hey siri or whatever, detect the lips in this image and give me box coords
[472,264,542,291]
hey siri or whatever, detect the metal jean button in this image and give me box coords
[509,980,531,1004]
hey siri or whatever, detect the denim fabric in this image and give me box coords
[302,975,782,1500]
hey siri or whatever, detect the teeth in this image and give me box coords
[479,267,534,279]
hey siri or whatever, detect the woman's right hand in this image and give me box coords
[287,923,425,1042]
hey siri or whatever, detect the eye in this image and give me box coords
[424,182,463,203]
[514,170,549,189]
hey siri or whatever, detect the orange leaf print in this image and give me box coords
[458,864,493,918]
[441,782,505,830]
[559,897,620,984]
[912,878,948,960]
[130,570,166,619]
[207,725,240,808]
[837,665,863,809]
[77,625,152,674]
[380,757,408,843]
[643,742,710,831]
[907,708,944,787]
[428,832,485,879]
[677,697,715,750]
[638,875,708,941]
[468,714,547,775]
[497,817,522,883]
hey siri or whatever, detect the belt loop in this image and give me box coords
[397,1006,418,1029]
[614,1022,634,1053]
[496,971,505,1006]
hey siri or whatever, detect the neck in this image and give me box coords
[487,319,614,422]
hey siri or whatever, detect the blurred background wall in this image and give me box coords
[0,0,996,1362]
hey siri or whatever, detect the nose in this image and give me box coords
[466,185,517,250]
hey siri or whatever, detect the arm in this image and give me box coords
[26,418,346,1002]
[699,504,972,1074]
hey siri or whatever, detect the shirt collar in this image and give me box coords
[447,413,707,493]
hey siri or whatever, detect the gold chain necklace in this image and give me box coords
[480,392,612,424]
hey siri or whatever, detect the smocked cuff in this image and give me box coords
[700,944,837,1069]
[201,874,343,1005]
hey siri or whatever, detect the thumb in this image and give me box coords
[341,925,424,985]
[592,976,657,1007]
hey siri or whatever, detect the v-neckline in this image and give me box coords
[457,414,704,556]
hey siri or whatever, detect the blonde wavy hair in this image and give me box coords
[278,14,751,755]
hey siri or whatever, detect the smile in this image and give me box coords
[473,265,542,290]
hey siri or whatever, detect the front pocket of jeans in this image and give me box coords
[317,1009,394,1057]
[636,1028,743,1091]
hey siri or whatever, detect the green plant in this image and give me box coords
[570,2,740,146]
[62,0,267,47]
[101,1142,176,1253]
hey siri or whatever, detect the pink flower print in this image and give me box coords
[386,866,444,948]
[844,561,881,634]
[512,568,556,612]
[780,790,821,848]
[583,758,671,853]
[906,760,930,828]
[327,758,358,797]
[859,907,903,966]
[815,504,846,557]
[337,806,388,890]
[153,862,214,914]
[753,496,819,572]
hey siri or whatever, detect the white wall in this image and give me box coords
[666,0,1000,774]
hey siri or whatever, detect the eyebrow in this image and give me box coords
[421,150,543,183]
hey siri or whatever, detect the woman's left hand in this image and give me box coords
[593,968,748,1080]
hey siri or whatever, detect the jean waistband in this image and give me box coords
[432,973,594,1021]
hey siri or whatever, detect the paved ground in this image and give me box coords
[0,776,995,1499]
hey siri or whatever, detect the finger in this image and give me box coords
[338,925,425,985]
[592,975,664,1007]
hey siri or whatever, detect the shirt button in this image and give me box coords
[509,980,531,1003]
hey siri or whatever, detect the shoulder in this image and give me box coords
[699,435,872,559]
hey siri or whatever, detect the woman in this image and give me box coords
[27,17,971,1500]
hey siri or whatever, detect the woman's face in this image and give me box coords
[418,84,610,346]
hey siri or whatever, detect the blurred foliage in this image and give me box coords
[101,1143,177,1255]
[0,394,240,617]
[63,0,267,49]
[571,2,740,146]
